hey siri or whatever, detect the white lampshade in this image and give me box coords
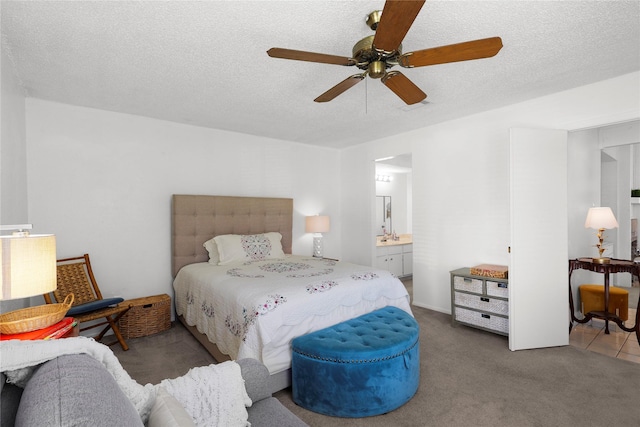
[305,215,330,234]
[584,207,619,230]
[0,234,57,300]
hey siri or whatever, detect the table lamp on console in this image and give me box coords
[0,224,67,335]
[584,207,619,264]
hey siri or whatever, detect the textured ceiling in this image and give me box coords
[2,1,639,149]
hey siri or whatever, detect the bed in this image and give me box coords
[171,195,412,392]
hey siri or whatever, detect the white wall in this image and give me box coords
[566,128,601,308]
[341,71,640,314]
[568,122,640,290]
[605,145,630,259]
[340,143,376,267]
[598,121,640,286]
[1,38,31,314]
[7,67,640,329]
[25,99,342,305]
[1,39,28,225]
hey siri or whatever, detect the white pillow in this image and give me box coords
[214,232,285,265]
[148,386,196,427]
[203,238,220,265]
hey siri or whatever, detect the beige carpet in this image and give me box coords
[274,305,640,426]
[114,279,639,426]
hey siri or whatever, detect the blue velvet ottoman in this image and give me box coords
[291,306,419,417]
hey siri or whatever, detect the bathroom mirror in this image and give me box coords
[375,153,412,237]
[376,196,392,235]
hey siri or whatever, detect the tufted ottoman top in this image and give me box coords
[292,306,418,363]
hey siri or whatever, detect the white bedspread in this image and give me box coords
[174,255,412,374]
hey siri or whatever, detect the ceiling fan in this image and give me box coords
[267,0,503,105]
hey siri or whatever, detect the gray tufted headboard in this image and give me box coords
[171,195,293,277]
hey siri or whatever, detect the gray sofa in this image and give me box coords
[1,354,307,427]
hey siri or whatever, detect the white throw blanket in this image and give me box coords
[0,336,252,426]
[161,363,252,426]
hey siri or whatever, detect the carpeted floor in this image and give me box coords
[114,305,640,426]
[114,277,639,426]
[273,306,640,426]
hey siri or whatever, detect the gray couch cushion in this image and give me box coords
[1,372,22,427]
[248,397,309,427]
[237,358,271,402]
[237,359,308,427]
[15,354,143,427]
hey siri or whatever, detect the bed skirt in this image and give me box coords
[177,315,292,393]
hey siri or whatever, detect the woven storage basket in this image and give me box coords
[118,294,171,339]
[0,293,74,335]
[454,292,509,315]
[455,306,509,334]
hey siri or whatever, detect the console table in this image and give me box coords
[568,258,640,345]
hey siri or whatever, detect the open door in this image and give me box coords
[509,128,569,350]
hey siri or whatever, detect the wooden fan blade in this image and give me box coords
[267,48,355,66]
[314,74,365,103]
[399,37,503,68]
[381,71,426,105]
[373,0,426,53]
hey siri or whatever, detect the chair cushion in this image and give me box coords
[579,284,629,321]
[67,297,124,316]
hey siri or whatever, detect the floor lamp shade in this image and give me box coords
[1,234,57,300]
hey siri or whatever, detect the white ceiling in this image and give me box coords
[2,1,639,149]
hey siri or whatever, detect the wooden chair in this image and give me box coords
[43,254,131,350]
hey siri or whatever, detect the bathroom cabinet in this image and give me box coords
[375,244,412,278]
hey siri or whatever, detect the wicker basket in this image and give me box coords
[0,293,74,335]
[118,294,171,339]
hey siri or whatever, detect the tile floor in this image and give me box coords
[569,306,640,364]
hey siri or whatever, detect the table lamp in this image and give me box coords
[305,215,330,258]
[0,225,58,333]
[584,207,619,264]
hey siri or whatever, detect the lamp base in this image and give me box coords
[312,235,323,258]
[592,257,611,264]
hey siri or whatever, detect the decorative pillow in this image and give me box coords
[214,232,285,265]
[148,386,196,427]
[203,238,220,265]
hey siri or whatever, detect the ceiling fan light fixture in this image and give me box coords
[368,61,386,79]
[366,10,383,31]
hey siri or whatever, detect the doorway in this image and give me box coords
[374,153,412,237]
